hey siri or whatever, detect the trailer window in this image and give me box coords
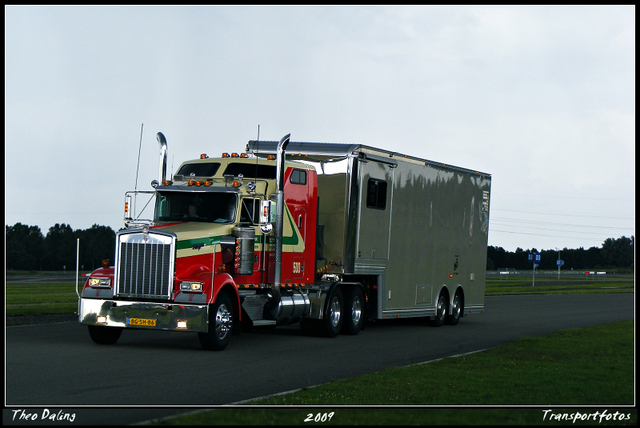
[154,191,237,224]
[366,178,387,210]
[290,169,307,185]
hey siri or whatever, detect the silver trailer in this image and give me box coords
[247,141,491,326]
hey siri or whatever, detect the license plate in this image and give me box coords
[128,318,156,327]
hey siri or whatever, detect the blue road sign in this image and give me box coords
[556,259,565,266]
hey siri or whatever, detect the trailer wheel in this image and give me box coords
[199,293,233,351]
[88,325,122,345]
[446,290,462,326]
[320,287,344,337]
[431,291,448,327]
[342,286,364,335]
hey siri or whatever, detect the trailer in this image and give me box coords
[78,133,491,350]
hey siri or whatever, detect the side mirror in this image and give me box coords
[259,199,274,234]
[124,194,132,221]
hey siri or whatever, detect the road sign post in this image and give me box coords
[556,258,564,280]
[529,252,541,287]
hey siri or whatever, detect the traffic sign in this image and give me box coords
[556,259,564,266]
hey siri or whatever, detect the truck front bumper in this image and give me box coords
[79,298,209,332]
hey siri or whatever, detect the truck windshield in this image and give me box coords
[154,191,237,223]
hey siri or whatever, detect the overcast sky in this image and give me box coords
[5,5,635,253]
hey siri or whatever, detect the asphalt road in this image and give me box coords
[4,293,634,425]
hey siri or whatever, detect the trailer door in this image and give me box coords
[356,158,394,260]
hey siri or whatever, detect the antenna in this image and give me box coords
[251,124,260,223]
[134,123,144,219]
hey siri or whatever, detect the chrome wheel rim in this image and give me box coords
[451,294,461,319]
[329,296,342,328]
[215,303,233,339]
[437,295,446,320]
[351,295,362,325]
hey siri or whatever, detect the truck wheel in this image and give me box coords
[431,291,448,327]
[88,325,122,345]
[446,290,462,326]
[342,286,364,335]
[320,287,344,338]
[199,293,234,351]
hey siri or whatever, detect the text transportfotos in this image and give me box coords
[542,409,631,423]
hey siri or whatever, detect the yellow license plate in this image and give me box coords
[128,318,156,327]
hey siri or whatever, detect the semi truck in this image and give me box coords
[78,132,491,351]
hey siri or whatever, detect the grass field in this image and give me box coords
[5,282,79,316]
[485,274,634,296]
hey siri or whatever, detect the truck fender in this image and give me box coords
[80,266,115,298]
[212,273,242,325]
[435,284,450,303]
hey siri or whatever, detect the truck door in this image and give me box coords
[356,158,394,260]
[282,167,317,284]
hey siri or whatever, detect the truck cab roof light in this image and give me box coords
[200,154,208,159]
[163,180,172,185]
[222,153,230,158]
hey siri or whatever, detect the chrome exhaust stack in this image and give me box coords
[153,132,168,187]
[268,133,290,318]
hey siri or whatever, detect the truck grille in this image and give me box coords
[114,228,176,300]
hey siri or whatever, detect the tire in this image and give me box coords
[199,293,234,351]
[446,290,462,326]
[431,291,448,327]
[342,286,364,335]
[319,287,344,337]
[88,325,122,345]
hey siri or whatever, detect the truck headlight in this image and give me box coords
[180,281,203,292]
[88,277,111,288]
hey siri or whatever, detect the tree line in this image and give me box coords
[6,223,116,272]
[487,236,634,271]
[5,222,635,272]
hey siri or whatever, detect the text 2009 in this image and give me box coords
[304,412,334,423]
